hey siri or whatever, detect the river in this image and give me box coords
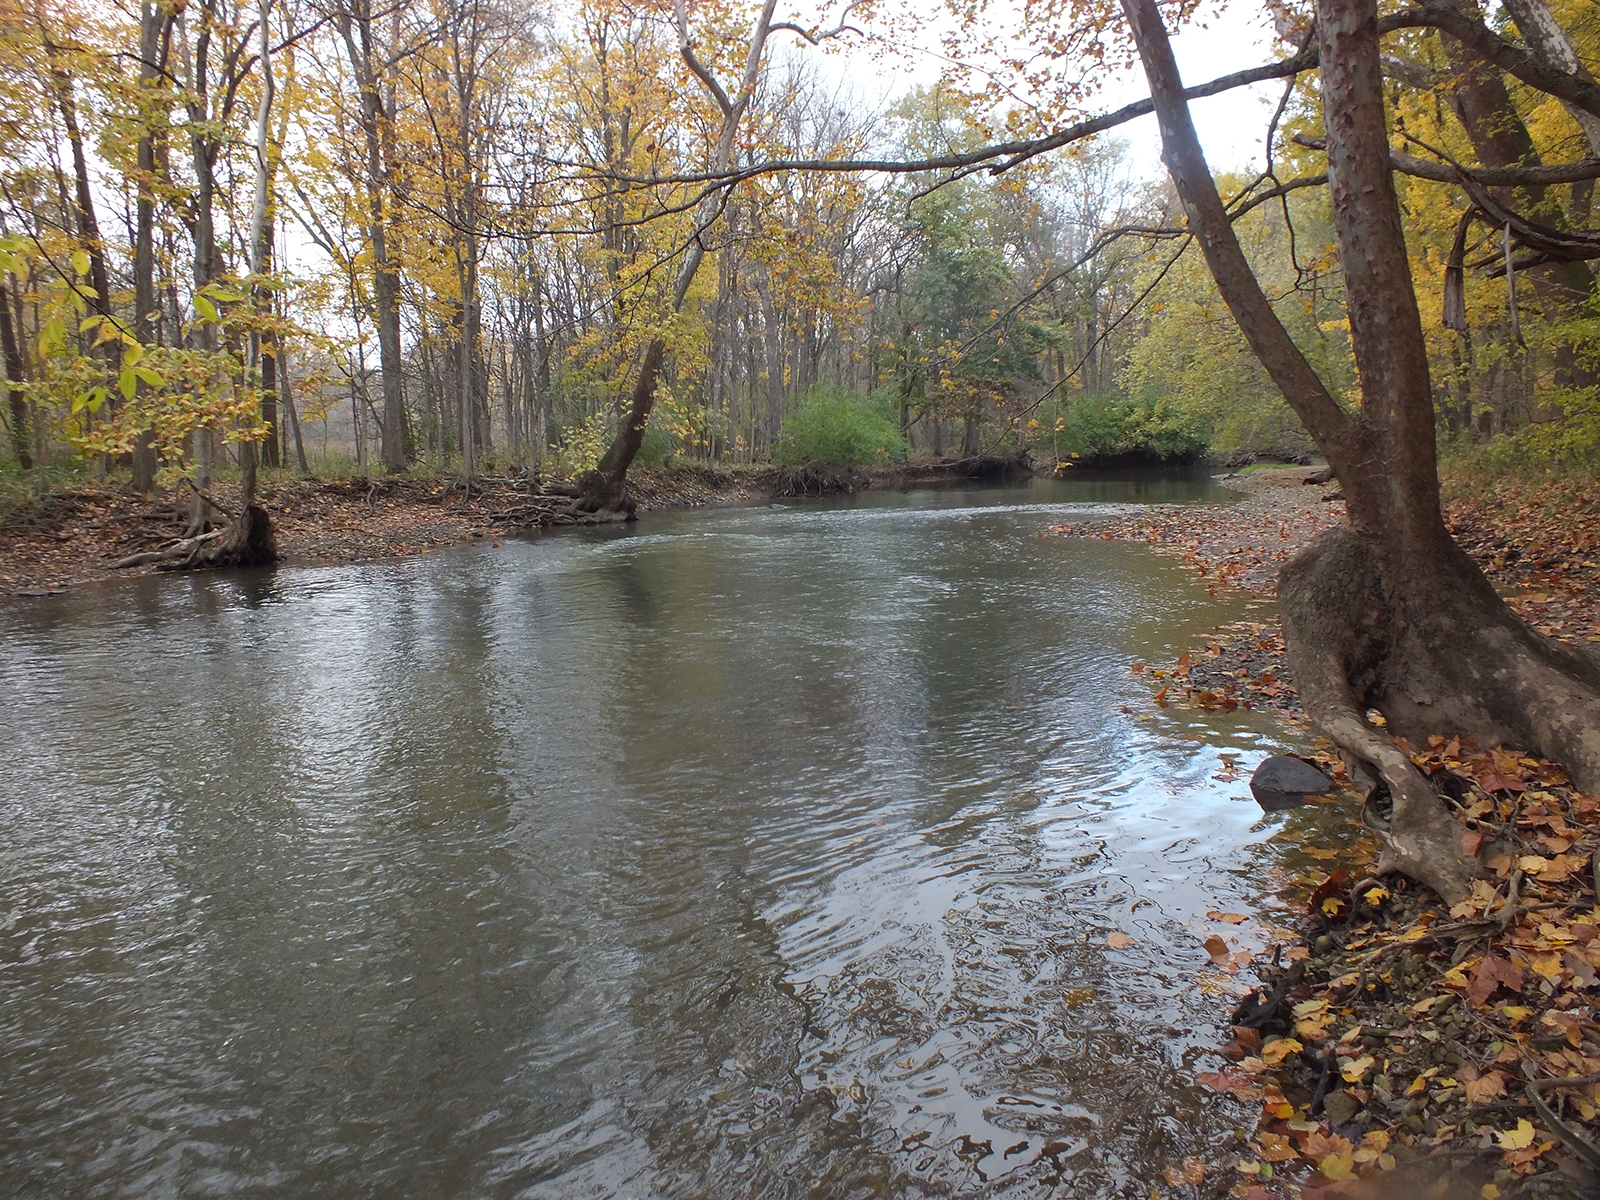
[0,475,1350,1199]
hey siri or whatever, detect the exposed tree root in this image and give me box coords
[111,503,278,571]
[490,471,635,527]
[1280,526,1600,902]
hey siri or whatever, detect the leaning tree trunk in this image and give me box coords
[564,0,783,520]
[1125,0,1600,902]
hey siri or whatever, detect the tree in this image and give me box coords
[1122,0,1600,899]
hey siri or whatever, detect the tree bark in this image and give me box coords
[0,276,30,469]
[1125,0,1600,901]
[130,1,169,494]
[336,1,408,474]
[576,0,783,515]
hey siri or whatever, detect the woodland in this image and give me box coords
[3,0,1600,915]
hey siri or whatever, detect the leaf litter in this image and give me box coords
[1054,469,1600,1196]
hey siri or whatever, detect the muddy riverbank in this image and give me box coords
[1,455,1033,594]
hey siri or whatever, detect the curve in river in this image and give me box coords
[0,474,1351,1198]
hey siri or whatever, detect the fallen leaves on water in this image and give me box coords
[1202,933,1232,967]
[1160,1158,1205,1186]
[1207,910,1248,924]
[1105,932,1136,949]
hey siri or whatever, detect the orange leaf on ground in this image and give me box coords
[1465,1071,1507,1103]
[1254,1130,1299,1162]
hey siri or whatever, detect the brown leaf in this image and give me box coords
[1207,910,1248,924]
[1161,1158,1206,1186]
[1106,932,1136,949]
[1462,829,1485,857]
[1468,955,1526,1006]
[1465,1071,1507,1103]
[1203,933,1231,967]
[1480,772,1527,793]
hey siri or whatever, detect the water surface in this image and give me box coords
[0,475,1347,1198]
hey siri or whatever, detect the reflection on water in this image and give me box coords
[0,475,1349,1198]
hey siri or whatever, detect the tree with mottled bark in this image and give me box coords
[1122,0,1600,900]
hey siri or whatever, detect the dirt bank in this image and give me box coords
[0,455,1035,594]
[1050,471,1600,1196]
[1049,467,1600,722]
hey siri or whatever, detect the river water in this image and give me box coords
[1,475,1350,1199]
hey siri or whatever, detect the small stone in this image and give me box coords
[1322,1090,1361,1126]
[1250,755,1333,810]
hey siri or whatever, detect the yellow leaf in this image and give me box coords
[1261,1037,1302,1066]
[1481,1186,1501,1199]
[1406,1067,1438,1096]
[1340,1054,1374,1082]
[1529,952,1563,982]
[1496,1118,1536,1151]
[1363,886,1390,905]
[71,248,90,276]
[1320,1152,1357,1181]
[1500,1005,1532,1022]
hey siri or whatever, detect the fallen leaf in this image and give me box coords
[1528,951,1563,982]
[1308,869,1352,920]
[1202,933,1231,967]
[1106,932,1136,949]
[1260,1037,1302,1066]
[1465,1071,1507,1103]
[1495,1118,1536,1151]
[1254,1130,1299,1162]
[1207,910,1248,924]
[1319,1152,1357,1181]
[1340,1055,1374,1082]
[1468,955,1525,1006]
[1161,1158,1205,1186]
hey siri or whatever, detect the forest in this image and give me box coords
[3,0,1596,507]
[8,0,1600,1193]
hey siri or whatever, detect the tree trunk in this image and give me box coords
[337,4,407,474]
[1126,0,1600,902]
[0,277,30,469]
[130,0,168,494]
[1436,1,1595,392]
[575,0,783,515]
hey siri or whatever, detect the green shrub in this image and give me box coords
[775,386,906,466]
[1043,393,1207,462]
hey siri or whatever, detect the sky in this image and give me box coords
[817,0,1286,182]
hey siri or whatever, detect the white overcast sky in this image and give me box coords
[816,0,1284,181]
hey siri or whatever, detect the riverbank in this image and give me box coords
[1051,468,1600,1196]
[0,456,1034,594]
[1049,466,1600,721]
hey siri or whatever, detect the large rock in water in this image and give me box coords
[1250,755,1333,810]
